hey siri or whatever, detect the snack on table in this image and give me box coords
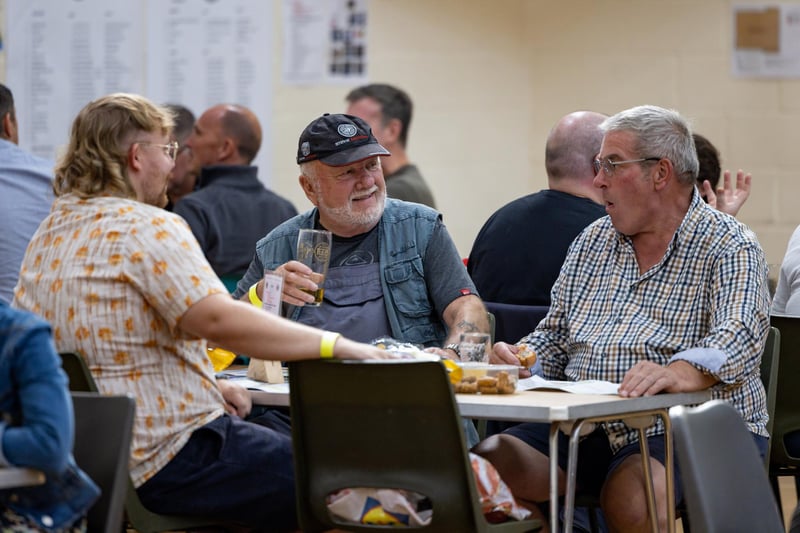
[450,363,518,395]
[515,344,537,368]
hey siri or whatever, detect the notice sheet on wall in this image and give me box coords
[282,0,368,85]
[732,3,800,78]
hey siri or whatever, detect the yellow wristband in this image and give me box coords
[320,331,340,359]
[248,283,262,307]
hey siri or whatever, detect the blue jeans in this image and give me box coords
[137,411,297,532]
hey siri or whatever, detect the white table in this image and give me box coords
[0,467,45,489]
[246,382,709,533]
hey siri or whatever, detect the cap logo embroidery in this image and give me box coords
[337,124,357,137]
[300,141,311,157]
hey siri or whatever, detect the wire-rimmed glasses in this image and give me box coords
[135,141,180,161]
[592,157,661,176]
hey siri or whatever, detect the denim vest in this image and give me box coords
[253,199,447,347]
[0,305,100,530]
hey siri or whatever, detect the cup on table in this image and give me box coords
[296,229,332,307]
[458,332,491,363]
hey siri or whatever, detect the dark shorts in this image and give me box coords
[504,421,768,504]
[137,410,297,532]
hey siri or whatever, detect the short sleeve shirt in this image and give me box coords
[13,194,228,486]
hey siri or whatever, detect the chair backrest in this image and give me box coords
[670,400,784,533]
[760,326,781,467]
[60,352,98,392]
[483,302,549,344]
[59,352,224,533]
[71,392,135,533]
[769,315,800,470]
[288,359,537,532]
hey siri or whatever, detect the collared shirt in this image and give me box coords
[521,190,771,451]
[13,194,228,486]
[0,139,54,304]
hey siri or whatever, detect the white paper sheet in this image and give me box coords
[517,375,620,395]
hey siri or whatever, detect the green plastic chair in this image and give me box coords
[769,315,800,512]
[288,358,541,533]
[60,352,225,533]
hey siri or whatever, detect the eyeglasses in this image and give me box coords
[592,157,661,176]
[135,141,179,161]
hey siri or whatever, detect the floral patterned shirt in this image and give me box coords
[13,194,228,486]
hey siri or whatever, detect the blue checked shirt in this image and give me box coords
[520,190,771,452]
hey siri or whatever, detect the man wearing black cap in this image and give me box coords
[234,113,489,357]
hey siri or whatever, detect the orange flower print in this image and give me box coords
[144,416,154,429]
[85,293,100,305]
[67,307,75,322]
[153,261,167,275]
[190,275,201,287]
[50,259,61,270]
[84,264,95,275]
[50,279,62,293]
[125,317,135,332]
[109,254,123,266]
[152,217,165,226]
[106,231,121,241]
[113,351,129,364]
[89,228,102,239]
[76,246,88,258]
[98,328,113,341]
[52,236,63,247]
[157,396,166,411]
[75,326,90,340]
[155,230,169,241]
[130,251,144,263]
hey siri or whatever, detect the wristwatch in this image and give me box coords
[445,343,461,358]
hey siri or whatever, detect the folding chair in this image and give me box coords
[288,359,541,532]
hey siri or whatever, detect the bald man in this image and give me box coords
[175,104,297,286]
[467,111,608,306]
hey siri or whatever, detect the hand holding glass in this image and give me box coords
[459,332,491,363]
[296,229,332,306]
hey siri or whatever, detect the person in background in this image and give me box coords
[475,105,770,531]
[175,103,297,289]
[0,83,54,305]
[163,103,196,210]
[345,83,436,208]
[694,132,751,217]
[467,111,607,306]
[0,301,99,531]
[13,93,395,530]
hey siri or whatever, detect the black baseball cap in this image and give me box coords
[296,113,390,166]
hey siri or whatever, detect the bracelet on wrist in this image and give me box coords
[320,331,341,359]
[248,283,262,307]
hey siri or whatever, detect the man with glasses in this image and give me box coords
[476,105,770,532]
[13,93,396,529]
[175,103,297,288]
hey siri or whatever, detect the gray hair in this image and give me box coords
[600,105,698,185]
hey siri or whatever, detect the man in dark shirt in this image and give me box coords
[467,111,607,305]
[175,104,297,288]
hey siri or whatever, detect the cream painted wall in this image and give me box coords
[3,0,799,268]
